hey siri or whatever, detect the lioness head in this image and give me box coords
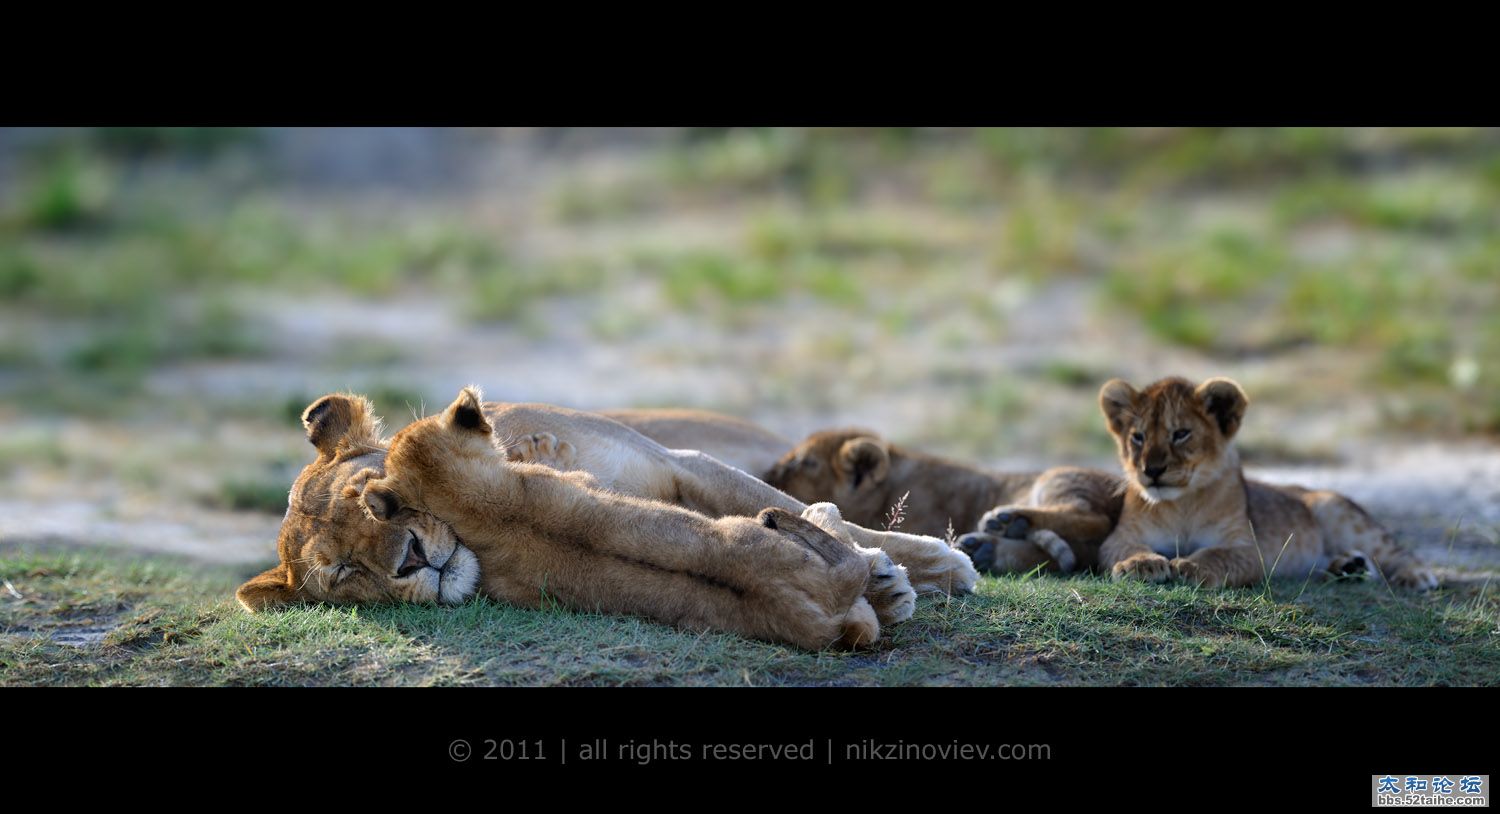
[764,429,892,510]
[1099,376,1248,504]
[359,386,503,524]
[234,393,481,612]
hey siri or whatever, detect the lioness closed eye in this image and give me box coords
[1097,376,1438,590]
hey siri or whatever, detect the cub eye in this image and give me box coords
[801,457,821,472]
[1172,428,1191,443]
[1130,432,1144,447]
[332,563,357,585]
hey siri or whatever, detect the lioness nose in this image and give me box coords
[397,536,430,578]
[1143,465,1167,481]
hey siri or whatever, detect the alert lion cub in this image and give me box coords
[1098,376,1438,590]
[359,387,884,649]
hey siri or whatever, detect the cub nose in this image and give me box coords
[397,535,430,578]
[1143,465,1167,481]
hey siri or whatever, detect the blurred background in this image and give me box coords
[1,127,1497,571]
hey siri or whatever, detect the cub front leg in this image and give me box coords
[1171,540,1264,588]
[1100,530,1174,583]
[506,432,577,470]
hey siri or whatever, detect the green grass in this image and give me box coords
[5,545,1494,686]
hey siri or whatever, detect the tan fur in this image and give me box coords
[361,387,881,650]
[1097,376,1438,590]
[597,408,792,478]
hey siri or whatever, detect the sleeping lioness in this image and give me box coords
[239,391,979,647]
[601,411,1122,575]
[1097,376,1438,590]
[358,387,885,649]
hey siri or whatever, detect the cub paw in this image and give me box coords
[1112,552,1175,583]
[861,549,916,625]
[1329,552,1372,579]
[1171,557,1227,588]
[957,532,997,573]
[507,432,576,468]
[980,506,1032,539]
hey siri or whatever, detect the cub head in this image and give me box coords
[359,385,503,524]
[765,429,892,509]
[234,392,480,613]
[1098,376,1248,504]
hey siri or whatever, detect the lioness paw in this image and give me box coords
[1170,557,1227,588]
[905,536,980,595]
[1112,552,1175,583]
[980,506,1033,539]
[861,548,916,625]
[800,502,854,545]
[1389,565,1439,592]
[507,432,576,468]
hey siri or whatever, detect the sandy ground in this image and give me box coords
[4,283,1497,577]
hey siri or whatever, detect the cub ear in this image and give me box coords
[1099,379,1138,437]
[302,393,382,459]
[236,564,299,612]
[361,480,405,522]
[1196,377,1248,439]
[445,385,492,434]
[837,436,890,490]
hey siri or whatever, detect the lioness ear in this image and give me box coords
[236,564,298,612]
[1099,379,1138,437]
[445,385,491,433]
[1196,377,1248,439]
[838,436,890,490]
[362,481,405,522]
[302,393,382,459]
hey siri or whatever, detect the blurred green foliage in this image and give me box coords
[1,126,1497,437]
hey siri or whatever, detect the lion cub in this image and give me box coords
[1098,376,1437,590]
[764,430,1122,575]
[361,386,886,650]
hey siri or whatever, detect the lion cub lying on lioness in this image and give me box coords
[358,387,887,649]
[1098,376,1437,590]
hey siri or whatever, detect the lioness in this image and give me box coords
[357,387,886,649]
[1097,376,1438,590]
[600,412,1122,575]
[238,391,978,644]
